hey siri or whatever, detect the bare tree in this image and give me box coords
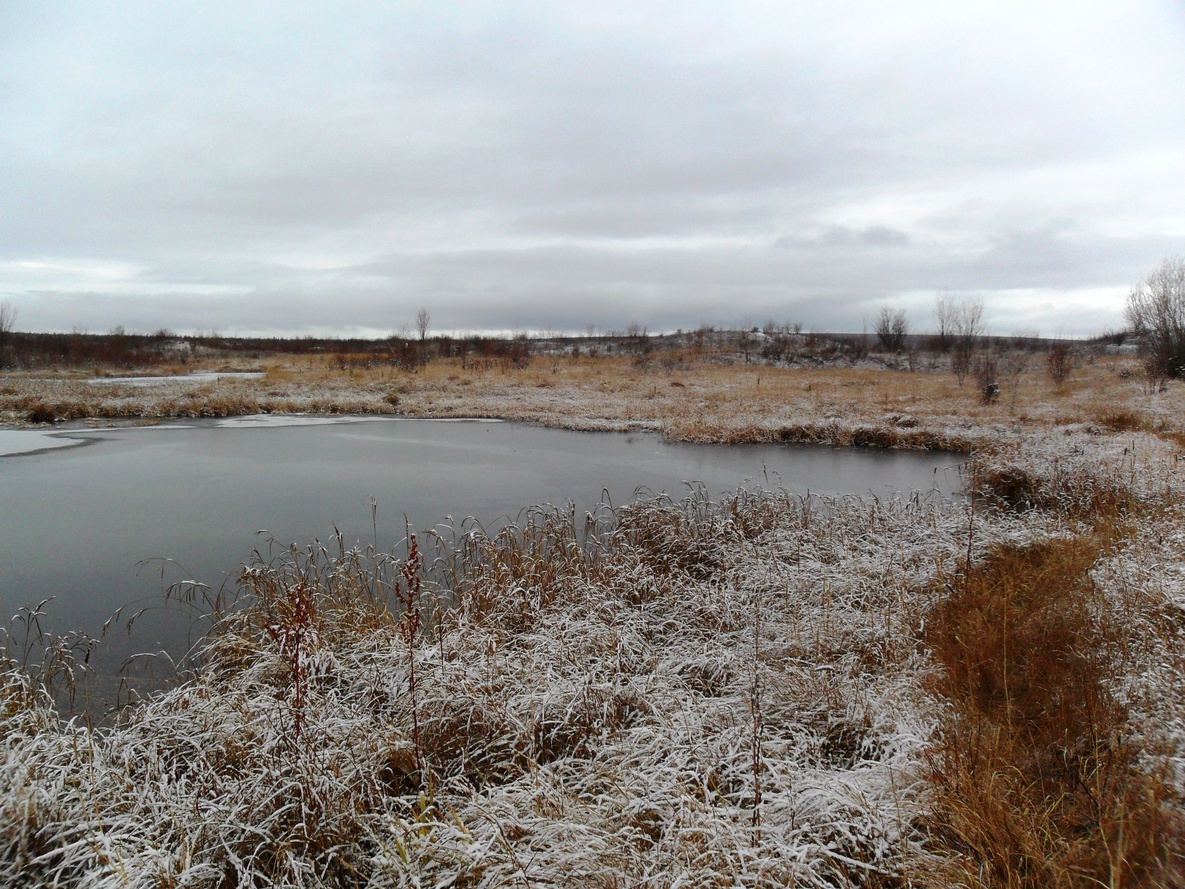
[0,300,17,366]
[951,295,986,384]
[874,306,908,352]
[933,292,955,351]
[0,300,16,334]
[415,307,431,342]
[953,295,985,341]
[1126,256,1185,379]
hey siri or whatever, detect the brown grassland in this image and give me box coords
[2,343,1182,447]
[1,339,1184,886]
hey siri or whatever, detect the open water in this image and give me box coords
[0,416,962,699]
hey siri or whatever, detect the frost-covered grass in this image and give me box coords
[2,431,1183,886]
[3,350,1184,453]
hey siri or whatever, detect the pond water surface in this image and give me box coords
[0,416,963,698]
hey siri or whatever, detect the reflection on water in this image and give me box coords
[0,417,963,696]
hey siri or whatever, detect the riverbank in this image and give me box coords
[3,349,1183,453]
[2,356,1184,885]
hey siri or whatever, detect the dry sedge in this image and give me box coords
[925,530,1182,887]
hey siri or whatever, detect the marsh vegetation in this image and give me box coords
[1,329,1183,885]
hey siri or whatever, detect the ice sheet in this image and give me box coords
[212,414,376,428]
[211,415,503,429]
[0,429,86,457]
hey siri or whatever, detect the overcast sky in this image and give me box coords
[2,2,1183,338]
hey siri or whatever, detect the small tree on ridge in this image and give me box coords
[874,306,908,352]
[1126,256,1185,380]
[0,300,17,367]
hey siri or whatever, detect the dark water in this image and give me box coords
[0,417,962,693]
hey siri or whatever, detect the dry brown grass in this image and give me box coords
[1094,408,1150,434]
[923,521,1182,887]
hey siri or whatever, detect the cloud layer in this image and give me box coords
[2,2,1183,337]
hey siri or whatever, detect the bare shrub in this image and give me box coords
[1046,342,1073,385]
[1143,365,1169,395]
[951,296,986,385]
[933,292,955,352]
[0,300,17,368]
[975,352,999,404]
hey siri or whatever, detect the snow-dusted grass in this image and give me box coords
[3,350,1183,453]
[2,430,1183,886]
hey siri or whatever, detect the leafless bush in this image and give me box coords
[874,306,908,352]
[1046,342,1074,385]
[933,292,955,352]
[0,300,17,368]
[975,352,999,404]
[0,300,17,340]
[876,308,910,353]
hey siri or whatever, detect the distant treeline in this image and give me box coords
[2,330,183,369]
[0,330,537,371]
[0,326,1130,372]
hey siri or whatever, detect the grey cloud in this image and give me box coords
[3,2,1184,338]
[860,226,911,248]
[777,225,912,250]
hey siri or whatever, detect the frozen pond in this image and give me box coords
[0,416,962,699]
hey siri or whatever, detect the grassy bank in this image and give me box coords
[2,427,1183,886]
[2,346,1183,454]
